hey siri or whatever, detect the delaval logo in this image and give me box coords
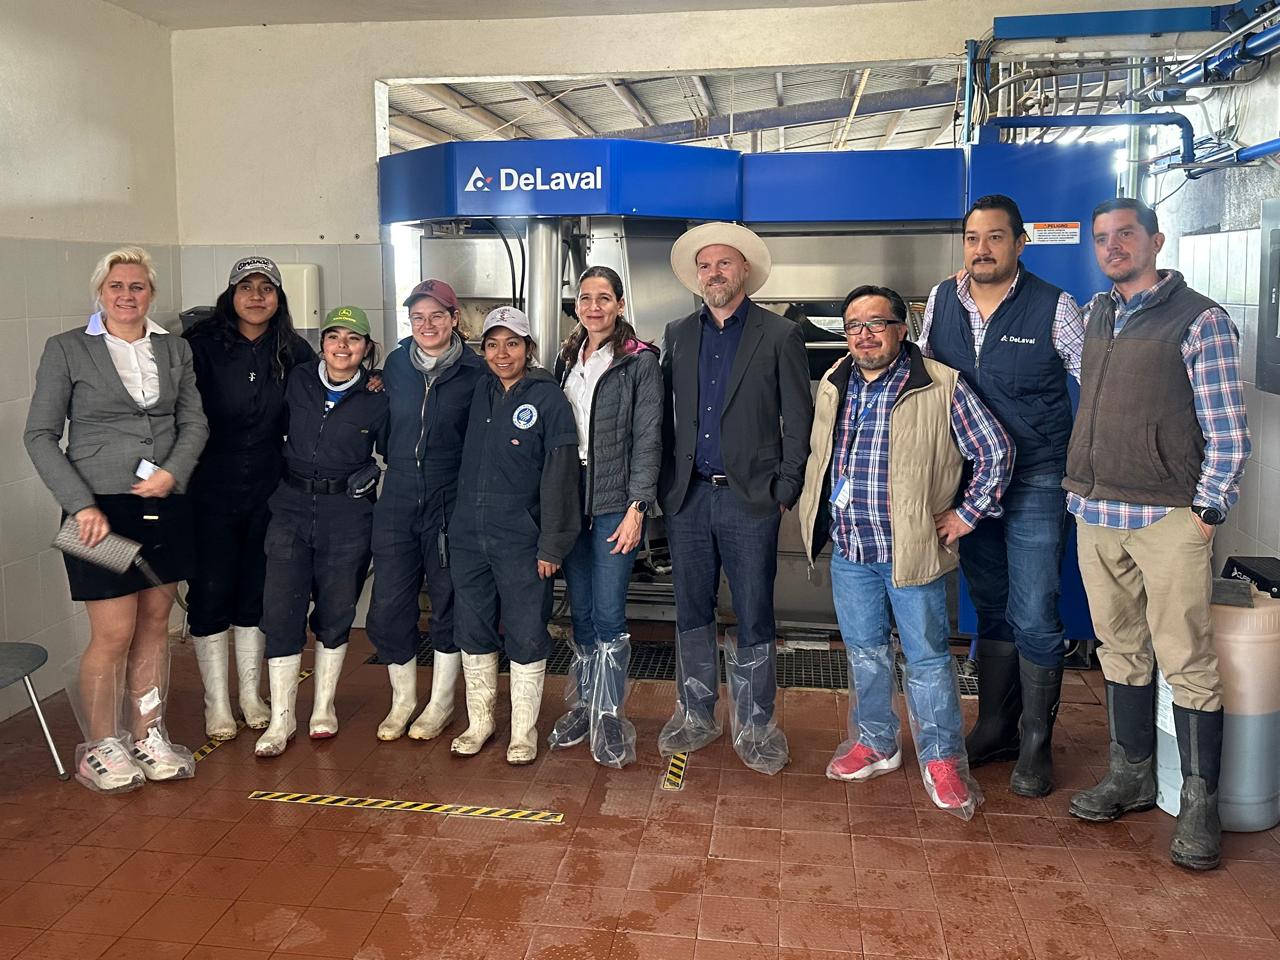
[462,163,604,194]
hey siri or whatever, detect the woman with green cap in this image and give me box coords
[256,306,389,757]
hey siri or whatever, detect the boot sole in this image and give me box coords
[1010,774,1054,798]
[1170,850,1220,871]
[1068,797,1156,823]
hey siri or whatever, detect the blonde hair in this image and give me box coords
[90,246,158,308]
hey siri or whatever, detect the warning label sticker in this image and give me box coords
[1027,222,1081,245]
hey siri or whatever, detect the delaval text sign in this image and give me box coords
[378,139,741,223]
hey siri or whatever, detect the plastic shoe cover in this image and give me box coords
[309,644,347,739]
[76,737,145,795]
[549,639,593,750]
[827,741,903,782]
[451,652,498,756]
[589,634,636,769]
[233,626,271,729]
[409,650,460,741]
[507,660,546,765]
[923,759,974,812]
[130,727,195,781]
[192,631,237,740]
[902,657,982,821]
[256,654,302,757]
[377,662,418,741]
[658,624,722,756]
[723,630,788,775]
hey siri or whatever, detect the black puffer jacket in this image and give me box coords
[556,339,662,516]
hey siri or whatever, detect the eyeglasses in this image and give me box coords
[410,312,452,326]
[843,319,903,334]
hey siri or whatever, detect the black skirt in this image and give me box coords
[62,494,196,601]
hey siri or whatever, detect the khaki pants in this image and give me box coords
[1077,507,1221,711]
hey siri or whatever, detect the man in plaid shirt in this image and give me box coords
[798,285,1012,815]
[920,194,1084,801]
[1066,198,1249,872]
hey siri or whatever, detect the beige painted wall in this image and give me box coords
[170,0,1215,245]
[0,0,178,243]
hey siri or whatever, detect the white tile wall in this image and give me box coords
[0,235,181,723]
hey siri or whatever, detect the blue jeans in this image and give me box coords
[830,549,964,763]
[958,471,1067,667]
[562,511,641,648]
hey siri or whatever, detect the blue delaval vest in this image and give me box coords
[926,266,1071,478]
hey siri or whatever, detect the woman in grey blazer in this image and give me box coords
[25,247,209,795]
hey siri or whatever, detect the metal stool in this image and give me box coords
[0,643,70,780]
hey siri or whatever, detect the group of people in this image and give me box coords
[24,191,1247,873]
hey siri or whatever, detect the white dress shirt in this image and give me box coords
[86,311,167,409]
[563,341,613,461]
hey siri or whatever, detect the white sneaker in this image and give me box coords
[131,728,194,781]
[77,738,145,794]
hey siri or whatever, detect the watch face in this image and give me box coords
[1197,507,1224,525]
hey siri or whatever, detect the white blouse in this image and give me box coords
[563,341,613,461]
[85,312,166,409]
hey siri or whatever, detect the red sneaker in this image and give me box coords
[826,741,902,782]
[923,759,971,810]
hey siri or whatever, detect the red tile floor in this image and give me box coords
[1,627,1278,960]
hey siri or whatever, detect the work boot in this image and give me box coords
[658,624,722,756]
[723,632,789,776]
[549,640,593,750]
[507,659,547,765]
[309,645,347,739]
[255,655,302,757]
[1170,705,1223,871]
[965,638,1021,766]
[233,626,271,729]
[589,634,635,769]
[377,661,417,741]
[1010,658,1062,798]
[192,631,237,741]
[1069,681,1157,822]
[451,652,498,756]
[409,650,461,740]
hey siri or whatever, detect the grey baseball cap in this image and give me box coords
[481,305,533,340]
[228,256,284,288]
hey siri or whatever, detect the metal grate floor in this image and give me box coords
[367,634,977,697]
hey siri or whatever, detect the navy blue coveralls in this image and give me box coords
[451,368,581,665]
[366,337,486,665]
[261,363,389,659]
[185,328,315,636]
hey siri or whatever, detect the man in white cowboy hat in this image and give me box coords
[657,221,813,775]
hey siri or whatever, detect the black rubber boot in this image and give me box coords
[1010,658,1062,798]
[1170,705,1223,871]
[1069,681,1157,822]
[965,638,1022,766]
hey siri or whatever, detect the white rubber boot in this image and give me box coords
[408,650,460,741]
[450,652,498,756]
[192,631,237,741]
[255,655,302,757]
[309,645,347,739]
[377,662,418,741]
[233,626,271,730]
[507,659,547,765]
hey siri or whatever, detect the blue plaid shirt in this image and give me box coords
[830,351,1013,564]
[1067,272,1251,529]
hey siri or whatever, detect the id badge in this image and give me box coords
[830,476,852,510]
[135,458,159,480]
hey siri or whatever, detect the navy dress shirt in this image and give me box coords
[694,298,751,476]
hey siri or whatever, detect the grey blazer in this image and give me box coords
[24,326,210,516]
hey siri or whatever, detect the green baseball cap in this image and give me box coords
[322,305,371,337]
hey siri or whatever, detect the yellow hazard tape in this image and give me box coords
[193,668,314,762]
[247,790,565,824]
[661,752,688,791]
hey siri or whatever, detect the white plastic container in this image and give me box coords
[1155,589,1280,832]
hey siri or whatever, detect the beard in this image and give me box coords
[701,275,744,308]
[852,346,898,372]
[967,258,1016,286]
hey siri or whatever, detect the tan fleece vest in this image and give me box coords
[799,354,965,588]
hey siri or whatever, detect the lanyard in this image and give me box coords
[849,371,893,433]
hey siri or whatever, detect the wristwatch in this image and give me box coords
[1191,505,1225,525]
[629,500,650,515]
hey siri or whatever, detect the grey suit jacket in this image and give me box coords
[659,300,813,518]
[24,325,210,515]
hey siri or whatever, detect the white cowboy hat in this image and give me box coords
[670,221,772,298]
